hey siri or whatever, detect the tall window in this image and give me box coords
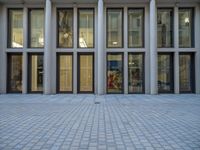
[28,54,43,93]
[107,53,123,93]
[107,8,123,48]
[128,53,144,93]
[28,9,44,48]
[7,53,23,93]
[57,9,73,48]
[78,9,94,48]
[179,8,194,48]
[157,8,173,48]
[128,8,144,48]
[158,53,174,93]
[179,53,195,93]
[8,9,23,48]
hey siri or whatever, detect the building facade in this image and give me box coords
[0,0,200,94]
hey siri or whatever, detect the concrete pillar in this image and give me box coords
[73,6,77,94]
[97,0,104,95]
[149,0,157,94]
[0,4,2,93]
[174,6,179,94]
[44,0,52,94]
[195,4,200,94]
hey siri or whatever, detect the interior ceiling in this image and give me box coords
[0,0,199,4]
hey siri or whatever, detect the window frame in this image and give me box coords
[178,7,195,48]
[56,52,73,93]
[179,52,195,93]
[28,8,44,48]
[77,8,95,49]
[127,8,145,48]
[106,8,124,48]
[157,52,174,93]
[157,7,174,48]
[7,8,24,48]
[106,52,124,94]
[27,52,44,93]
[56,8,74,48]
[128,52,145,94]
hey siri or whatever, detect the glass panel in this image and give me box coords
[58,55,73,92]
[158,54,173,93]
[79,55,93,92]
[128,9,144,48]
[58,9,73,48]
[157,9,173,48]
[107,53,123,93]
[29,54,43,92]
[8,9,23,48]
[7,54,23,92]
[179,8,194,48]
[29,9,44,48]
[179,54,194,92]
[107,9,123,48]
[78,9,94,48]
[128,54,144,93]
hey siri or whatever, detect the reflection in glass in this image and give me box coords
[29,54,43,92]
[179,54,194,92]
[29,9,44,48]
[128,9,144,48]
[58,54,73,92]
[107,9,123,48]
[107,53,123,93]
[128,54,144,93]
[158,54,173,93]
[58,9,73,48]
[179,8,194,48]
[78,9,94,48]
[7,54,22,92]
[8,9,23,48]
[79,54,93,92]
[157,8,173,48]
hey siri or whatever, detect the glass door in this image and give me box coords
[57,53,73,93]
[77,53,94,93]
[107,53,123,93]
[7,53,23,93]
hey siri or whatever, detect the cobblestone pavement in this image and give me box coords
[0,94,200,150]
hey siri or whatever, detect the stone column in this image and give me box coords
[44,0,52,94]
[0,4,2,93]
[149,0,157,94]
[97,0,104,95]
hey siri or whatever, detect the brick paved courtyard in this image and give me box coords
[0,94,200,150]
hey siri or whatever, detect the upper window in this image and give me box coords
[128,8,144,48]
[107,8,123,48]
[57,8,73,48]
[78,8,94,48]
[157,8,174,48]
[8,9,23,48]
[28,9,44,48]
[179,8,194,48]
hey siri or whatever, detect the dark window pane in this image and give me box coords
[7,54,23,93]
[157,8,173,48]
[8,9,23,48]
[128,9,144,48]
[58,54,73,92]
[29,9,44,48]
[179,54,194,93]
[78,9,94,48]
[57,9,73,48]
[128,53,144,93]
[107,9,123,48]
[179,8,194,48]
[28,54,43,92]
[107,53,123,93]
[158,54,174,93]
